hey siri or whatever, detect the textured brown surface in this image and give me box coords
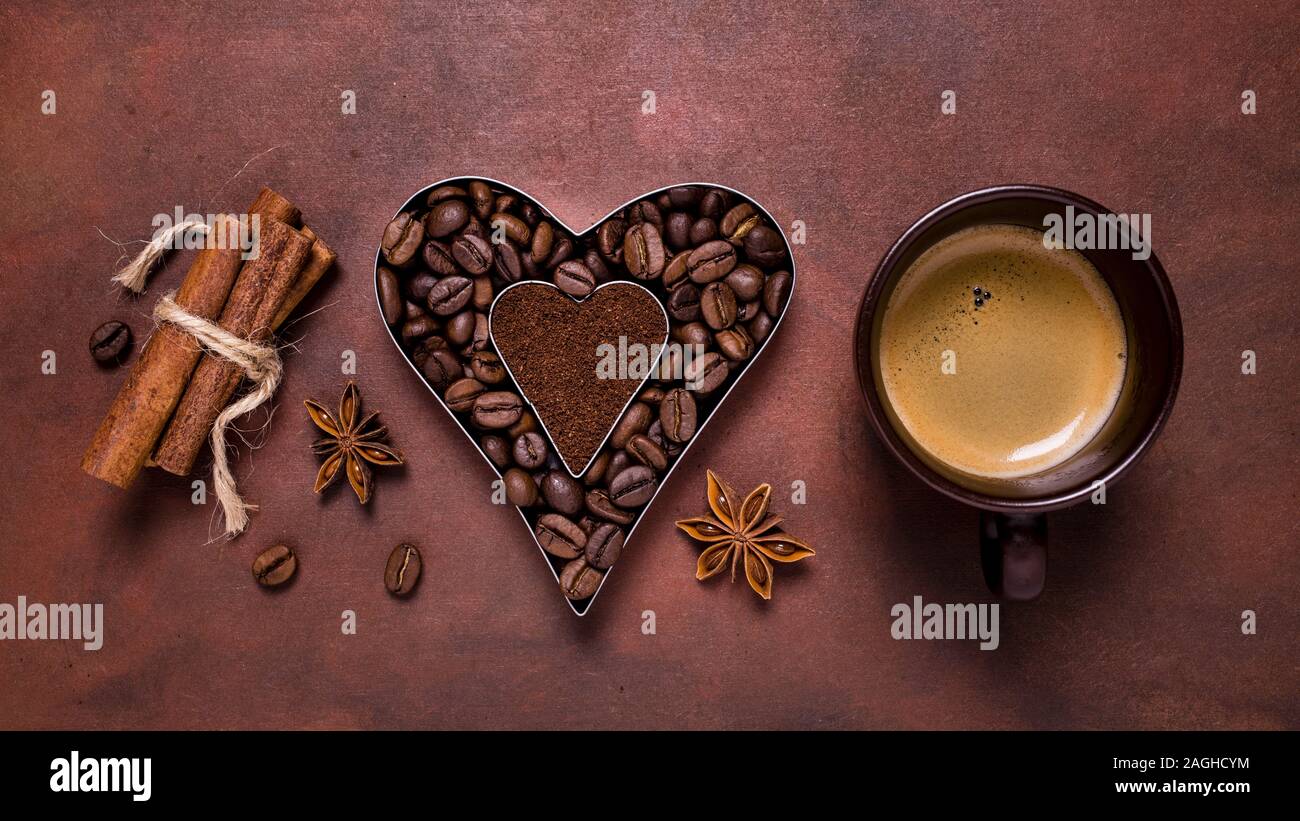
[0,1,1295,730]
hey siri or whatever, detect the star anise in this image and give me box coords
[675,470,814,600]
[305,381,404,505]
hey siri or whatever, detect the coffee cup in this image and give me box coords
[854,185,1183,600]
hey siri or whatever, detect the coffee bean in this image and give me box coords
[583,450,611,486]
[462,217,486,239]
[685,351,729,395]
[469,180,493,219]
[541,470,584,515]
[623,222,666,280]
[513,431,548,469]
[672,321,712,349]
[471,312,490,350]
[406,271,437,302]
[689,217,718,245]
[384,543,422,596]
[481,434,511,468]
[422,240,458,275]
[535,513,586,559]
[409,334,446,366]
[665,211,691,250]
[426,185,468,205]
[469,350,506,384]
[585,523,625,570]
[763,269,792,316]
[382,211,423,266]
[701,281,738,329]
[89,320,132,364]
[626,433,667,471]
[504,467,538,506]
[667,283,701,322]
[554,260,596,299]
[508,410,537,438]
[445,310,475,346]
[699,189,726,219]
[664,250,691,289]
[720,202,757,239]
[597,219,626,262]
[606,450,632,486]
[748,310,775,343]
[584,248,611,282]
[736,299,760,322]
[494,193,519,213]
[404,300,427,321]
[687,240,737,284]
[377,268,402,325]
[491,213,531,245]
[660,388,697,443]
[744,225,786,268]
[531,221,554,261]
[668,186,700,208]
[451,233,494,275]
[611,402,653,449]
[427,275,473,316]
[725,264,765,302]
[520,201,542,226]
[426,199,470,238]
[252,544,296,588]
[421,348,461,390]
[545,236,575,268]
[586,488,635,525]
[639,386,666,404]
[471,391,523,429]
[559,557,603,600]
[494,239,524,282]
[444,377,486,413]
[715,326,754,360]
[609,465,657,508]
[403,318,439,349]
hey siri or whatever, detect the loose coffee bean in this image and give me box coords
[725,264,765,302]
[513,431,548,469]
[585,523,625,570]
[583,450,611,486]
[469,180,493,219]
[668,186,700,208]
[611,402,653,449]
[559,557,603,601]
[252,544,296,588]
[688,217,717,246]
[545,236,575,268]
[660,388,697,443]
[577,516,599,535]
[665,211,691,251]
[672,321,712,349]
[597,219,626,262]
[508,410,537,438]
[520,201,542,227]
[384,543,422,596]
[748,310,775,343]
[744,225,786,268]
[701,281,738,329]
[426,185,468,205]
[427,275,473,316]
[426,199,469,238]
[444,377,486,413]
[451,233,494,275]
[763,269,792,316]
[404,300,427,321]
[494,193,519,213]
[491,212,531,245]
[623,222,665,280]
[480,435,511,468]
[609,465,657,508]
[639,386,666,404]
[402,317,439,346]
[469,350,506,384]
[410,334,447,367]
[626,433,667,471]
[541,470,584,515]
[535,513,586,559]
[736,299,760,322]
[664,250,691,288]
[406,271,437,301]
[586,488,634,525]
[531,221,554,261]
[494,239,523,282]
[699,189,726,219]
[685,351,729,395]
[554,260,596,298]
[472,276,494,310]
[381,211,423,266]
[715,326,754,360]
[422,348,462,390]
[720,202,756,238]
[471,312,490,350]
[89,320,132,364]
[504,467,537,506]
[422,240,458,275]
[462,217,487,239]
[471,391,523,428]
[445,310,475,345]
[605,450,632,486]
[377,268,402,325]
[667,283,701,322]
[585,248,611,282]
[687,240,737,284]
[629,200,662,226]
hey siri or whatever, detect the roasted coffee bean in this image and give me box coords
[586,488,635,525]
[744,225,786,268]
[583,450,611,486]
[491,212,531,245]
[513,431,548,469]
[494,239,523,282]
[422,347,462,390]
[402,318,439,347]
[626,433,667,471]
[89,320,133,365]
[545,236,574,268]
[403,300,427,321]
[736,299,760,322]
[422,240,458,275]
[584,248,611,282]
[611,402,652,449]
[481,434,511,468]
[508,410,537,438]
[687,240,737,284]
[377,268,402,325]
[665,211,691,251]
[535,513,586,559]
[410,334,447,367]
[639,386,666,404]
[699,189,726,219]
[531,221,554,261]
[667,283,701,322]
[471,391,522,428]
[668,186,700,208]
[445,310,475,345]
[685,351,729,394]
[585,524,625,570]
[462,217,487,238]
[471,312,490,350]
[559,557,603,600]
[406,271,437,302]
[504,467,537,506]
[427,275,473,316]
[725,264,765,302]
[606,450,632,486]
[609,465,657,508]
[664,250,691,289]
[715,326,754,360]
[384,543,422,596]
[494,193,519,214]
[748,310,775,343]
[623,222,665,280]
[426,185,467,205]
[631,200,662,226]
[469,350,506,384]
[672,321,712,349]
[451,233,494,275]
[597,219,626,262]
[554,260,596,298]
[689,217,718,245]
[577,516,598,535]
[426,199,470,238]
[469,180,493,219]
[444,377,486,413]
[701,281,738,329]
[763,269,792,316]
[660,388,697,443]
[252,544,296,588]
[472,276,494,310]
[382,211,423,266]
[720,202,757,239]
[541,470,584,515]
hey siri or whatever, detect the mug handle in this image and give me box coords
[980,512,1047,601]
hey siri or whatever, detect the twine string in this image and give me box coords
[112,220,211,294]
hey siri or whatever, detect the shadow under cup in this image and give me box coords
[854,185,1183,599]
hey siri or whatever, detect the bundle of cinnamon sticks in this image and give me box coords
[82,187,336,490]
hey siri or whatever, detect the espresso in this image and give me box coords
[879,224,1126,479]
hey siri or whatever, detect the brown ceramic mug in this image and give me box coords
[854,185,1183,600]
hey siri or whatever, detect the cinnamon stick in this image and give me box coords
[81,188,301,489]
[273,228,336,329]
[152,219,312,476]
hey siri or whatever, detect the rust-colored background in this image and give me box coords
[0,1,1295,730]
